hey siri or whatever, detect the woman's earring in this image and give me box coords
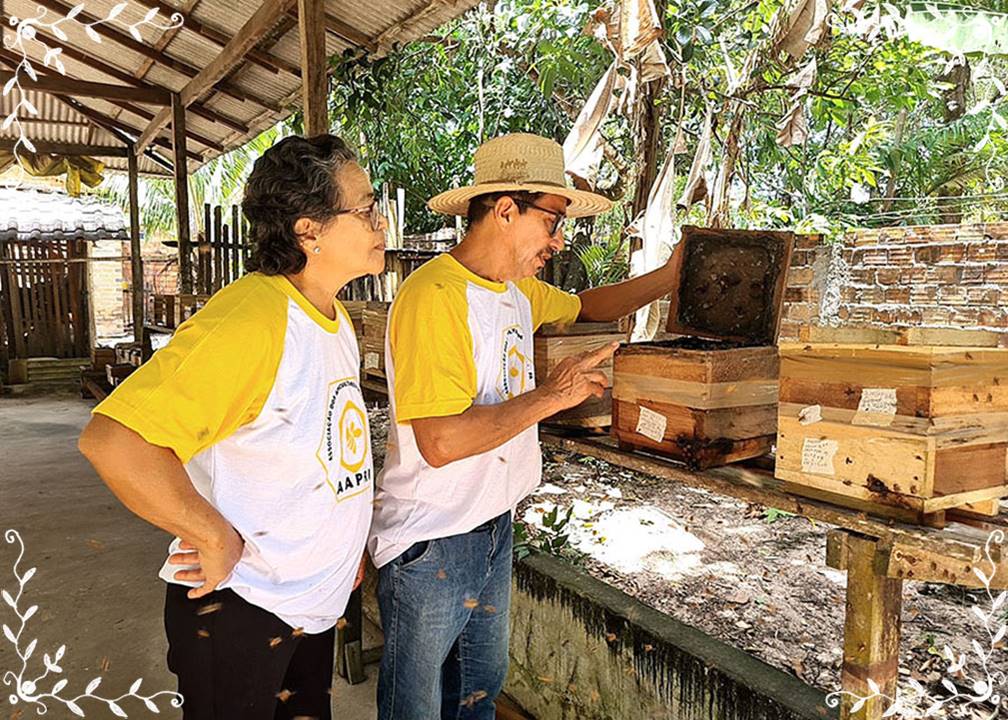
[313,246,321,255]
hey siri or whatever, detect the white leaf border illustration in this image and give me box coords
[2,529,183,716]
[2,2,183,166]
[826,529,1006,719]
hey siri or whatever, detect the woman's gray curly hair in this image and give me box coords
[242,134,358,275]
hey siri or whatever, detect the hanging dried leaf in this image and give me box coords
[776,103,808,147]
[585,6,620,53]
[803,0,831,45]
[786,58,818,91]
[638,39,670,84]
[620,0,664,60]
[720,38,741,94]
[672,126,688,154]
[677,111,713,209]
[563,62,626,188]
[630,148,680,342]
[777,0,832,59]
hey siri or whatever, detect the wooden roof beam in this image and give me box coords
[105,101,226,153]
[136,0,297,155]
[0,71,171,104]
[0,22,250,136]
[31,0,282,111]
[136,0,302,77]
[286,8,378,53]
[0,139,128,156]
[0,48,222,153]
[60,95,204,163]
[0,50,178,168]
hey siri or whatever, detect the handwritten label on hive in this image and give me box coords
[853,388,897,426]
[801,438,838,476]
[636,406,667,443]
[799,404,822,425]
[364,352,380,370]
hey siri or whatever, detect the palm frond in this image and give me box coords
[575,232,629,288]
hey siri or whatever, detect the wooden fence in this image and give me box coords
[196,203,250,296]
[0,238,91,366]
[142,203,248,330]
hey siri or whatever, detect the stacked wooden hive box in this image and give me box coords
[360,302,390,381]
[534,322,626,431]
[611,226,796,469]
[777,326,1008,525]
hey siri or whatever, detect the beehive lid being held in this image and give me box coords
[665,226,797,345]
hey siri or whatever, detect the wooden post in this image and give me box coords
[0,243,27,360]
[171,92,193,293]
[127,144,144,343]
[221,224,231,286]
[201,203,212,295]
[826,530,903,720]
[298,0,328,135]
[231,205,242,278]
[213,205,223,293]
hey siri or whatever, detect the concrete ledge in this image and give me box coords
[508,554,835,720]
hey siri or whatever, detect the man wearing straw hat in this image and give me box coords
[369,133,679,719]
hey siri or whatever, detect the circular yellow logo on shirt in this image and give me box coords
[498,325,533,400]
[339,401,368,473]
[316,377,372,501]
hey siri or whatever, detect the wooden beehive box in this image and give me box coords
[612,226,796,469]
[343,300,386,361]
[534,322,626,430]
[342,300,367,337]
[361,302,390,379]
[777,326,1008,524]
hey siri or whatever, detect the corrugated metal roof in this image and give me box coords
[0,89,168,175]
[0,186,128,241]
[0,0,481,177]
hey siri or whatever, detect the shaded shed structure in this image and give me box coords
[0,0,480,354]
[0,185,128,368]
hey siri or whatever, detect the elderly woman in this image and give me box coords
[78,134,386,720]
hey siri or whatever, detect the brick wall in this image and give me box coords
[780,223,1008,341]
[88,239,125,340]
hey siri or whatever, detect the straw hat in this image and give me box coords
[427,133,612,219]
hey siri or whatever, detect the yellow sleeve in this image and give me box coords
[389,279,476,423]
[93,279,284,463]
[515,276,582,330]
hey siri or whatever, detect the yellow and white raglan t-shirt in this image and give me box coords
[368,253,581,568]
[93,272,373,633]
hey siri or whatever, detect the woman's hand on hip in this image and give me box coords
[168,528,245,599]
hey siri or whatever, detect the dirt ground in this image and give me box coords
[367,404,1006,719]
[0,393,380,720]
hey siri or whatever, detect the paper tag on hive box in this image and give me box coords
[635,406,667,443]
[364,352,380,370]
[798,405,822,426]
[801,438,838,476]
[853,388,897,426]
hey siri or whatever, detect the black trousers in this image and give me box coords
[164,584,335,720]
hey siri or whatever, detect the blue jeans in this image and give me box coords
[377,511,512,720]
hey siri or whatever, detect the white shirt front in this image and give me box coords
[368,254,580,568]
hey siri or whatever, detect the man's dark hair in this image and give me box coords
[465,191,543,227]
[243,134,357,276]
